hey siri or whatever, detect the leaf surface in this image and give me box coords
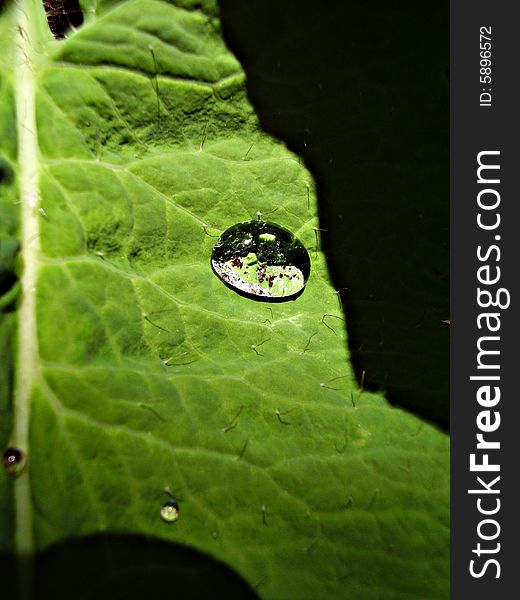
[0,1,449,598]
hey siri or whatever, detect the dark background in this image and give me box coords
[220,0,450,430]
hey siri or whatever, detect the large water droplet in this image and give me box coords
[2,447,25,477]
[211,221,311,301]
[160,500,180,524]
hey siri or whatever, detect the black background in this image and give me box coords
[220,0,450,430]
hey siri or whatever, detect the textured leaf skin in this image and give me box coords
[0,1,449,598]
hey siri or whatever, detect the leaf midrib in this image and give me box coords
[11,0,43,560]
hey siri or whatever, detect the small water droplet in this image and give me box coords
[211,221,310,301]
[160,500,180,523]
[2,447,25,477]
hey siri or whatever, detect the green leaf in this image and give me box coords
[0,1,449,598]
